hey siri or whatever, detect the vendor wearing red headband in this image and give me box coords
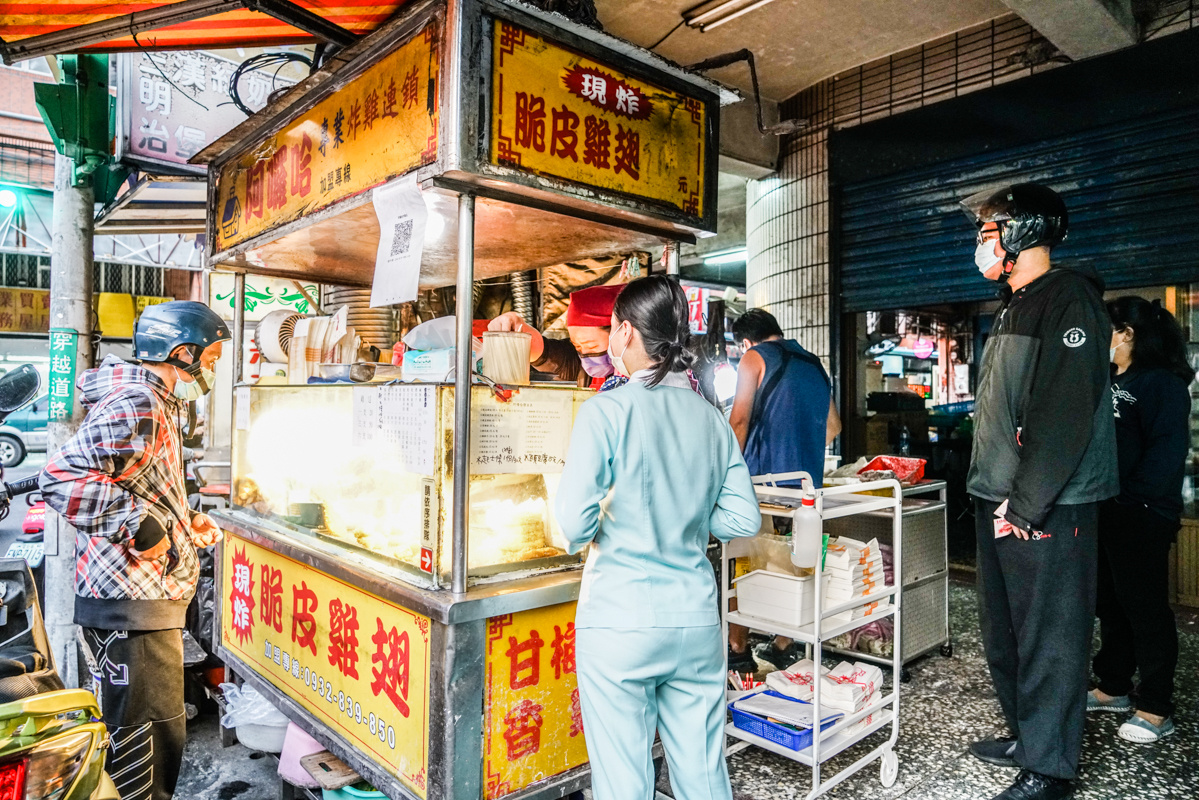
[488,283,625,390]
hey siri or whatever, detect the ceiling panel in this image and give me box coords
[598,0,1009,100]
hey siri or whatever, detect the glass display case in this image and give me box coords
[231,383,592,585]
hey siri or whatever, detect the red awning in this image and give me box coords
[0,0,407,58]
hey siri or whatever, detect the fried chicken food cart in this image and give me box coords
[201,2,726,797]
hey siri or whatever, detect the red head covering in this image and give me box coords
[566,284,624,328]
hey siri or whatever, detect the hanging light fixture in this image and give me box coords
[685,0,782,32]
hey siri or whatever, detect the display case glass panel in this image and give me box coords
[231,383,591,584]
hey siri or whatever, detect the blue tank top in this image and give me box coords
[743,340,831,488]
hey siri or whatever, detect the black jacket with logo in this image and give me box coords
[967,264,1119,530]
[1110,364,1191,523]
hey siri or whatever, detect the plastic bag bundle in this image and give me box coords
[219,682,290,729]
[747,534,806,577]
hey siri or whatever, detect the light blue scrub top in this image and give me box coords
[555,374,762,629]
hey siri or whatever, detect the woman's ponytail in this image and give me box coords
[612,276,695,388]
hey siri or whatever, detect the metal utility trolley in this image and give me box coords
[823,480,951,672]
[722,479,905,797]
[197,1,732,798]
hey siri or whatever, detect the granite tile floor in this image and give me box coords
[715,574,1199,800]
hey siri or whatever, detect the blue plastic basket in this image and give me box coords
[728,690,841,751]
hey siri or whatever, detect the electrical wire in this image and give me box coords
[229,52,313,116]
[647,20,686,50]
[131,31,210,111]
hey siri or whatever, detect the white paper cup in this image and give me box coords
[482,331,531,385]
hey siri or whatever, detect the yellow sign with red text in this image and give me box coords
[483,602,588,799]
[221,533,431,796]
[214,23,440,251]
[490,21,707,219]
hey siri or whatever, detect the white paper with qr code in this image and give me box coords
[371,173,428,307]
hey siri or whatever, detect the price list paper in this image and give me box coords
[351,385,437,475]
[471,391,572,474]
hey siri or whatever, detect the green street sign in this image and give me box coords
[48,328,79,422]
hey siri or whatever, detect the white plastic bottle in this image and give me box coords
[791,484,822,573]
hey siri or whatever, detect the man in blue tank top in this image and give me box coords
[725,309,841,672]
[730,309,840,485]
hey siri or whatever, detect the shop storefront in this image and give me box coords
[200,2,727,797]
[829,27,1199,576]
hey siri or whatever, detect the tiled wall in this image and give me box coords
[746,81,833,363]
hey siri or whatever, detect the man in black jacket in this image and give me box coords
[962,184,1118,800]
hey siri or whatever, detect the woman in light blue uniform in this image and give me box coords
[556,276,761,800]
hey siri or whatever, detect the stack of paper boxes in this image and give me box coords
[823,536,890,624]
[822,661,884,734]
[764,658,886,735]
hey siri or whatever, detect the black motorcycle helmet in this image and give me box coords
[135,301,231,392]
[961,183,1069,281]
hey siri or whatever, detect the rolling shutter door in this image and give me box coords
[837,104,1199,312]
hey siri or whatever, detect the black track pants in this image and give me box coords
[975,498,1097,780]
[82,628,186,800]
[1092,500,1179,718]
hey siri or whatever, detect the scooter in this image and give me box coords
[1,364,48,573]
[5,495,46,610]
[0,365,117,799]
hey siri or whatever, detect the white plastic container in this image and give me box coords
[734,569,822,628]
[481,331,532,385]
[236,720,289,754]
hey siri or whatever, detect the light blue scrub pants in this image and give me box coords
[576,625,731,800]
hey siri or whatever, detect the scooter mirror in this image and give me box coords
[0,364,40,415]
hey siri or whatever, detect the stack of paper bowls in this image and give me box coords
[322,285,399,350]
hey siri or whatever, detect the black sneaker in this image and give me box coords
[753,641,802,672]
[969,736,1018,768]
[728,648,757,675]
[990,770,1074,800]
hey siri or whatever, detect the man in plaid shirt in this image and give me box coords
[41,301,230,800]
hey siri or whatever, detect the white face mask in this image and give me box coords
[173,366,214,402]
[1110,341,1128,363]
[607,322,631,378]
[975,240,1002,274]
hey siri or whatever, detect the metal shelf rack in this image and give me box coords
[722,477,904,797]
[822,480,951,669]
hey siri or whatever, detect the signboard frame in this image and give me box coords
[205,0,722,268]
[465,0,720,236]
[116,49,298,176]
[206,0,446,265]
[212,517,598,800]
[215,523,438,800]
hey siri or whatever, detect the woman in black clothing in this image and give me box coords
[1088,297,1193,743]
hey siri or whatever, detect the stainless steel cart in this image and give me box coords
[823,480,952,668]
[722,479,905,798]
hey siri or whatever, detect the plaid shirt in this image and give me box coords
[40,356,198,630]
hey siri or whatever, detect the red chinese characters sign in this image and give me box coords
[213,23,440,253]
[490,22,708,220]
[483,603,586,799]
[221,533,431,796]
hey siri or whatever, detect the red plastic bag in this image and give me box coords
[859,456,926,485]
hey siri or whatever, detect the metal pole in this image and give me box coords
[232,272,246,383]
[44,153,95,689]
[665,241,681,277]
[451,193,476,595]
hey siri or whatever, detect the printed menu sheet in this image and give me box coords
[352,385,437,475]
[471,391,572,474]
